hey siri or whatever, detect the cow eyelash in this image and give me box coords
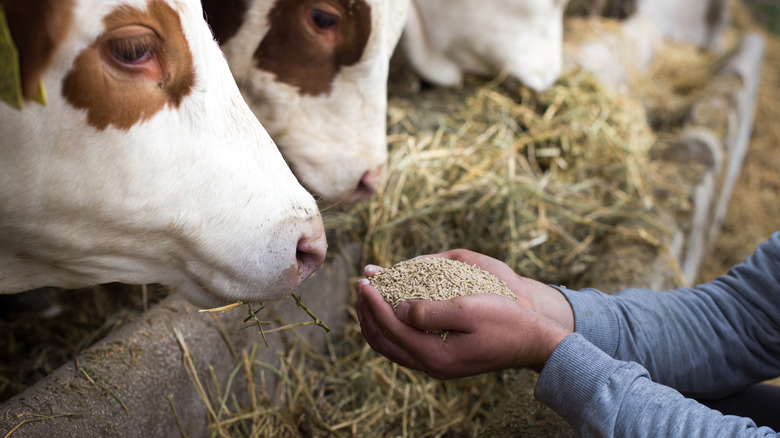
[108,35,156,65]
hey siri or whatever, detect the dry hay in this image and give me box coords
[328,68,667,286]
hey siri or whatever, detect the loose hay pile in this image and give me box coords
[370,258,517,310]
[329,68,667,286]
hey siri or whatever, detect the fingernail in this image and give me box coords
[396,302,410,321]
[364,264,383,275]
[357,278,370,288]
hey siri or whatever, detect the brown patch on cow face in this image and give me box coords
[201,0,249,45]
[61,0,195,131]
[253,0,371,96]
[2,0,75,100]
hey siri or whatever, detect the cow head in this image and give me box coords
[402,0,570,92]
[202,0,410,203]
[0,0,327,308]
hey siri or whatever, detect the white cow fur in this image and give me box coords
[0,0,326,308]
[218,0,410,203]
[401,0,570,92]
[636,0,729,51]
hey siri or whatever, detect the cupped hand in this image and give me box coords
[415,249,574,330]
[356,262,571,378]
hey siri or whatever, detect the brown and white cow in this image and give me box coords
[0,0,327,308]
[201,0,410,203]
[400,0,570,93]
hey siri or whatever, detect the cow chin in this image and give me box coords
[274,125,388,203]
[294,163,369,203]
[176,265,299,309]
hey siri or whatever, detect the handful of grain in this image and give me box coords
[369,257,517,309]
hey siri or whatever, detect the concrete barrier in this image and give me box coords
[0,246,358,437]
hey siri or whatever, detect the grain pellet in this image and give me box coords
[369,257,517,309]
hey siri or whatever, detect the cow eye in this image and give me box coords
[310,8,339,30]
[108,36,155,65]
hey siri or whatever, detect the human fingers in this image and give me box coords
[356,279,428,370]
[357,279,458,367]
[363,264,384,278]
[398,295,562,377]
[394,294,512,333]
[420,250,573,329]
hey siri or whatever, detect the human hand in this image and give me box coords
[416,249,575,330]
[356,258,572,378]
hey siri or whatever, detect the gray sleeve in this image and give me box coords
[555,231,780,397]
[535,333,779,437]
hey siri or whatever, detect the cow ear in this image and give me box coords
[1,0,73,102]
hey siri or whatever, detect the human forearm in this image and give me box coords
[557,232,780,395]
[536,334,779,437]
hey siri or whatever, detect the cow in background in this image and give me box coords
[568,0,729,51]
[399,0,570,93]
[562,0,731,92]
[0,0,327,308]
[201,0,410,203]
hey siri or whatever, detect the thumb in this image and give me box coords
[395,298,479,333]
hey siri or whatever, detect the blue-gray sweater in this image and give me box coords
[535,231,780,436]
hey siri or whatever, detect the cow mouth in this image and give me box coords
[172,279,227,309]
[176,263,301,309]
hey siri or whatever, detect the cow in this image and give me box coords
[200,0,410,203]
[635,0,729,51]
[399,0,570,93]
[0,0,327,309]
[561,0,729,93]
[568,0,729,51]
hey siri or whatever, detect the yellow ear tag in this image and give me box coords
[0,5,47,110]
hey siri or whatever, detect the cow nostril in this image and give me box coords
[350,170,382,202]
[354,180,375,199]
[295,232,327,283]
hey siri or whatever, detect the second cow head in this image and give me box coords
[202,0,410,203]
[401,0,570,93]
